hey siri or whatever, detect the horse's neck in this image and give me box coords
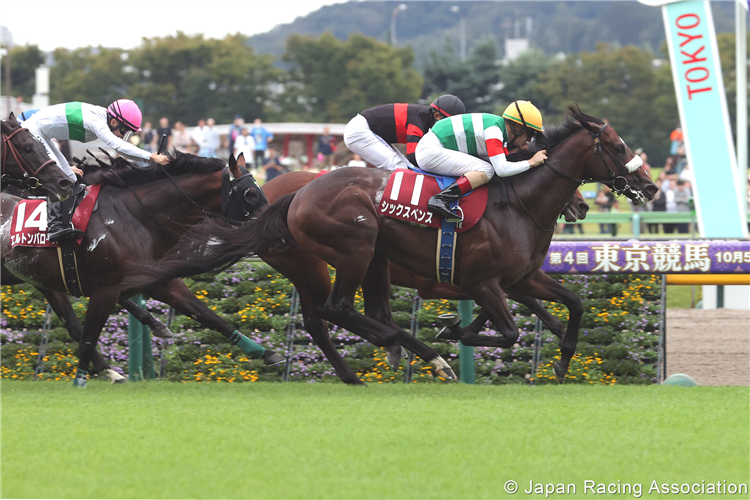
[507,157,584,231]
[115,172,222,234]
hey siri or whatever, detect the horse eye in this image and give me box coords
[615,144,626,154]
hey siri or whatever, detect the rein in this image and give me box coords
[2,127,57,190]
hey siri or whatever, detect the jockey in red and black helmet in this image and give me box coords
[343,94,465,170]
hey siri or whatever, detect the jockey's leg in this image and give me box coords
[343,114,410,170]
[46,184,85,243]
[415,131,493,220]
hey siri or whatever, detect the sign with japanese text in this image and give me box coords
[542,240,750,274]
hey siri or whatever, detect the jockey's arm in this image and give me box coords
[484,126,532,177]
[92,122,152,162]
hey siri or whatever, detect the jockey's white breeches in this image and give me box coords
[343,114,412,171]
[22,123,77,182]
[415,131,494,178]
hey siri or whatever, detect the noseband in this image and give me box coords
[1,127,57,189]
[544,123,644,201]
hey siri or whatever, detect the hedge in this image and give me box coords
[1,261,662,385]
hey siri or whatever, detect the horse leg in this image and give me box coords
[454,279,519,348]
[506,270,584,383]
[346,252,454,379]
[321,251,456,379]
[506,292,566,340]
[143,279,284,365]
[37,288,125,384]
[75,286,120,387]
[265,253,364,385]
[119,298,173,339]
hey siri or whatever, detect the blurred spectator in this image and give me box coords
[595,184,616,235]
[227,115,244,158]
[251,119,274,170]
[191,119,210,156]
[346,154,367,168]
[204,118,220,157]
[670,125,683,156]
[172,121,192,153]
[141,122,155,153]
[678,163,693,185]
[663,175,677,234]
[662,157,676,176]
[673,179,692,234]
[153,117,173,152]
[233,128,256,165]
[634,149,651,178]
[263,147,286,182]
[647,178,666,234]
[317,126,336,168]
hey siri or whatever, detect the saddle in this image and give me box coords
[376,168,488,232]
[9,185,101,249]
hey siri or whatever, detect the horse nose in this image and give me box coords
[645,183,658,200]
[59,178,73,191]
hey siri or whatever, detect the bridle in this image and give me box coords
[1,126,57,190]
[544,122,645,202]
[511,121,646,232]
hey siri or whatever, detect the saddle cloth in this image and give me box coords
[9,184,102,248]
[377,169,487,232]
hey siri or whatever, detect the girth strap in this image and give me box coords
[57,242,83,297]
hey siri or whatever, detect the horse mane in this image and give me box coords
[82,151,225,187]
[529,103,603,153]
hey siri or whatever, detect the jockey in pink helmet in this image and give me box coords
[22,99,169,242]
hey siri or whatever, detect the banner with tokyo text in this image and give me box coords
[542,241,750,274]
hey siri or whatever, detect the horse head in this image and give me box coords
[223,153,268,221]
[2,113,74,201]
[570,106,657,205]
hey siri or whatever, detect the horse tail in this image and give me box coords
[125,192,297,289]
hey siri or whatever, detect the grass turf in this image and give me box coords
[2,382,748,499]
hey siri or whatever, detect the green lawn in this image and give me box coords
[2,382,748,499]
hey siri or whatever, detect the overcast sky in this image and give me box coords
[1,0,346,51]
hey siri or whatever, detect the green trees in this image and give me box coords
[7,45,45,101]
[282,32,422,121]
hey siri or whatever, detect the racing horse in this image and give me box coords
[1,152,283,386]
[133,105,657,383]
[261,170,591,342]
[2,113,74,201]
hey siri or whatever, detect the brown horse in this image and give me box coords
[261,170,591,341]
[1,152,282,386]
[135,106,657,383]
[2,113,74,201]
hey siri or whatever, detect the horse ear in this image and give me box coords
[229,153,243,180]
[7,112,18,126]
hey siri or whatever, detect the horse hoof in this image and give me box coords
[386,348,401,369]
[430,357,456,380]
[437,313,461,327]
[263,351,285,366]
[152,325,174,339]
[435,325,461,341]
[553,361,567,384]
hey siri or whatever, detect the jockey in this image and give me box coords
[22,99,169,242]
[416,100,548,221]
[343,94,465,170]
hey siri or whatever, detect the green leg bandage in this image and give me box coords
[73,368,88,388]
[229,331,265,357]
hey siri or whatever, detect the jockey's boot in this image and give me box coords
[427,171,490,221]
[47,191,84,243]
[427,182,463,221]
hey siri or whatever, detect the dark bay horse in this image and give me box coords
[262,170,591,341]
[2,113,73,201]
[1,152,282,386]
[134,106,657,383]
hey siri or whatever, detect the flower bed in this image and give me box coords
[1,262,662,384]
